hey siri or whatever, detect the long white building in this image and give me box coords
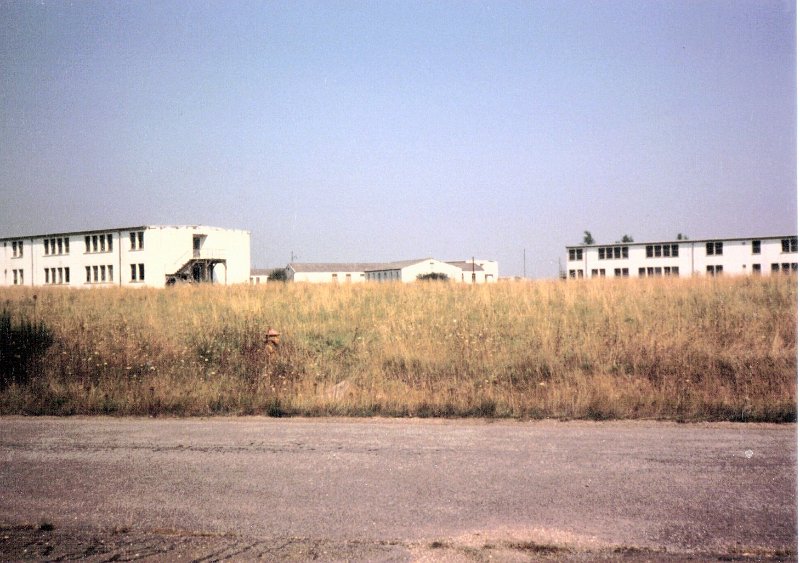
[1,225,250,288]
[286,258,499,283]
[565,235,798,279]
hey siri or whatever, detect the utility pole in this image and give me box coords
[523,248,526,279]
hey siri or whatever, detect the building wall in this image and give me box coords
[565,236,798,279]
[291,270,367,283]
[0,225,250,288]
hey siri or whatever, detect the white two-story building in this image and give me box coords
[1,225,250,288]
[565,235,798,279]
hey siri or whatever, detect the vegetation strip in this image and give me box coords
[0,276,795,420]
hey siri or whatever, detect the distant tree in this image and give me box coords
[676,233,688,240]
[582,231,595,245]
[621,234,634,243]
[417,272,449,281]
[268,268,288,282]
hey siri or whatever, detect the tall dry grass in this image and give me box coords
[0,275,795,421]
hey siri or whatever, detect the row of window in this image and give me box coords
[45,267,70,284]
[599,246,629,260]
[782,238,798,253]
[639,267,681,277]
[568,248,583,261]
[7,231,147,258]
[647,244,679,258]
[12,269,23,284]
[85,234,113,254]
[571,262,798,279]
[44,237,70,256]
[86,265,114,283]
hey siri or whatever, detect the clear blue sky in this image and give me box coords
[1,1,795,278]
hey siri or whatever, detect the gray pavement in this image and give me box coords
[0,417,795,561]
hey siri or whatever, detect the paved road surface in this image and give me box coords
[0,417,795,561]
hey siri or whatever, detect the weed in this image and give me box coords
[0,277,795,420]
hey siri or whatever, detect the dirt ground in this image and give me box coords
[0,417,795,561]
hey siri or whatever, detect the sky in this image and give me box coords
[0,1,795,278]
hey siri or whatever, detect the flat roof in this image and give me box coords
[0,225,250,242]
[566,235,797,249]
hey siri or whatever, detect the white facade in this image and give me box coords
[366,258,498,283]
[286,258,499,283]
[565,236,798,279]
[0,225,251,288]
[287,263,377,283]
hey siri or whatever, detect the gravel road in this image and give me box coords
[0,417,795,561]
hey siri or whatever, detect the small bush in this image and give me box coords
[417,272,449,281]
[0,310,53,389]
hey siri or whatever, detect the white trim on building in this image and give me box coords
[565,235,798,279]
[0,225,251,288]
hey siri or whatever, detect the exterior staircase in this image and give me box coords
[165,249,227,285]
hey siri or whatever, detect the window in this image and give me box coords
[100,265,107,282]
[64,267,70,283]
[345,273,351,282]
[772,262,797,274]
[107,234,112,251]
[85,236,91,252]
[752,240,761,255]
[138,263,145,281]
[591,269,606,277]
[781,237,798,253]
[569,248,583,261]
[706,241,723,256]
[332,273,338,282]
[130,231,144,250]
[599,246,627,260]
[647,244,679,258]
[44,237,69,256]
[614,268,629,277]
[753,264,761,275]
[568,269,584,278]
[93,266,99,282]
[45,269,50,284]
[86,266,91,283]
[100,236,106,252]
[108,265,113,281]
[11,240,23,258]
[706,265,723,276]
[13,269,23,285]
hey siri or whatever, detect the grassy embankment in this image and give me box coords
[0,276,795,421]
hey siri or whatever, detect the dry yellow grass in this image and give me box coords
[0,275,795,420]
